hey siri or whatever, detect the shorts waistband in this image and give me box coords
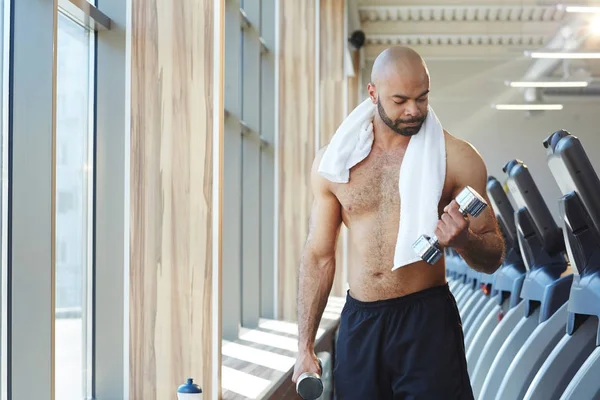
[344,283,450,312]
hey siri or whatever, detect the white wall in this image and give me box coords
[362,58,600,222]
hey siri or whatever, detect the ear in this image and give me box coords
[367,83,377,104]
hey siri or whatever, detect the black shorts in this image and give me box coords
[333,283,474,400]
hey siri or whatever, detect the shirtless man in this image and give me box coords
[292,46,505,399]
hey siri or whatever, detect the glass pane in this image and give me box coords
[0,0,8,398]
[55,12,95,400]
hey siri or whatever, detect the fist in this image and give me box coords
[435,200,470,249]
[292,351,321,383]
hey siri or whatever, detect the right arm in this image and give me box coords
[293,148,343,379]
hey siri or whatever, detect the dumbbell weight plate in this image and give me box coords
[296,372,324,400]
[296,358,324,400]
[457,186,487,217]
[412,234,442,265]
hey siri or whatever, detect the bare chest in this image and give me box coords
[332,152,455,217]
[333,154,403,216]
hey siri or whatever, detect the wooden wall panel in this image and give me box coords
[347,49,361,111]
[130,0,221,399]
[319,0,347,297]
[278,0,317,321]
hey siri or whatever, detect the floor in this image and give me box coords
[221,297,345,399]
[54,296,346,400]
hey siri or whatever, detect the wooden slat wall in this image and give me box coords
[319,0,347,297]
[278,0,349,321]
[130,0,222,398]
[277,0,317,321]
[347,50,361,115]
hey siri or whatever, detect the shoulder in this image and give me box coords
[444,130,488,192]
[313,145,328,165]
[444,130,486,169]
[444,131,483,162]
[311,145,333,193]
[311,145,329,175]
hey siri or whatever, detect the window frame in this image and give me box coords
[222,0,277,339]
[54,10,97,399]
[8,0,57,397]
[7,0,129,398]
[93,0,128,397]
[222,0,243,341]
[259,0,276,320]
[0,0,9,398]
[240,0,262,329]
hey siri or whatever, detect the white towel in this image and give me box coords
[318,98,446,270]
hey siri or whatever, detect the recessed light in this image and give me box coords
[493,104,564,111]
[506,81,589,88]
[525,51,600,59]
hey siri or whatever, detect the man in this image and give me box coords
[292,46,505,399]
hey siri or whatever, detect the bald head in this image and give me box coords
[367,46,431,137]
[370,46,429,85]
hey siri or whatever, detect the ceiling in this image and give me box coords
[351,0,600,72]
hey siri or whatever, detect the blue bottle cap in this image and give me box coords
[177,378,202,393]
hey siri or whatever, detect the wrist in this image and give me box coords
[453,229,475,252]
[298,341,315,354]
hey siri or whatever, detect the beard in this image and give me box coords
[377,98,425,137]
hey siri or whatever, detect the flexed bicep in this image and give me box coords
[449,139,499,237]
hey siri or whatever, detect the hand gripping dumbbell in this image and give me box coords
[412,186,488,265]
[296,358,323,400]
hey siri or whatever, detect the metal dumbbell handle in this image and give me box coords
[427,205,473,247]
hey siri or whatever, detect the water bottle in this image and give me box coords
[177,378,203,399]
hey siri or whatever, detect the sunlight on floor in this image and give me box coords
[222,366,272,399]
[222,341,295,372]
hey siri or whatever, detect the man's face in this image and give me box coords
[370,70,430,137]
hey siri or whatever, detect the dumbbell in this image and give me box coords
[296,358,323,400]
[412,186,488,265]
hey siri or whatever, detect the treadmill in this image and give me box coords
[444,247,462,295]
[495,140,585,400]
[465,177,526,373]
[472,160,571,399]
[458,265,484,320]
[447,248,469,297]
[454,259,477,310]
[523,130,600,400]
[461,266,497,338]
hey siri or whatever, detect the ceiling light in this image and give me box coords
[561,5,600,13]
[525,51,600,59]
[493,104,564,111]
[590,15,600,35]
[506,81,589,88]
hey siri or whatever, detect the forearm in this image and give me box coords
[297,249,336,353]
[455,229,505,274]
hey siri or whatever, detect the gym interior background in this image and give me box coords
[1,0,600,399]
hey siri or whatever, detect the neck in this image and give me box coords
[372,118,411,151]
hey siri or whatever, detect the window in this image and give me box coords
[222,0,276,339]
[55,10,95,400]
[8,0,120,398]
